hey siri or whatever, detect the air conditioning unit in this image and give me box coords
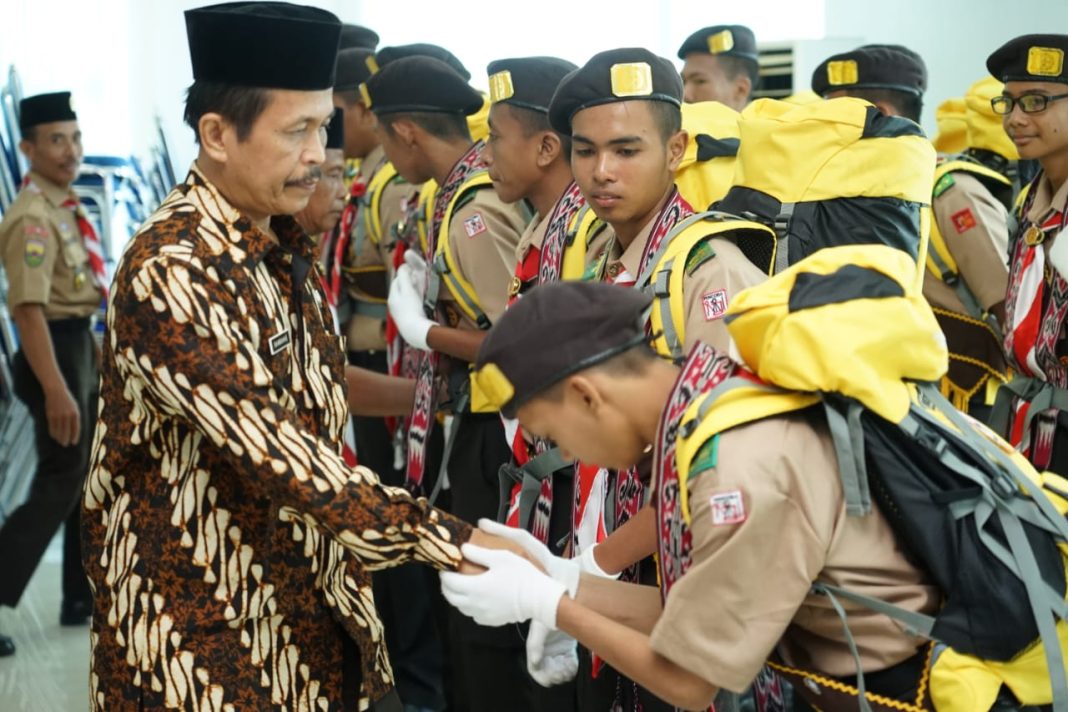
[753,37,864,100]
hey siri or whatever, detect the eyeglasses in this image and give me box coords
[991,92,1068,115]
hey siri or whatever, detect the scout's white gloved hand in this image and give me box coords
[403,249,430,290]
[526,621,578,686]
[477,519,582,595]
[440,544,566,628]
[388,263,436,350]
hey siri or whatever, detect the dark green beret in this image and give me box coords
[335,48,376,91]
[339,23,378,50]
[363,56,483,116]
[374,43,471,81]
[19,92,77,132]
[812,46,927,98]
[185,2,341,90]
[547,47,683,135]
[676,25,758,62]
[326,108,343,149]
[987,34,1068,85]
[486,56,578,114]
[474,281,651,419]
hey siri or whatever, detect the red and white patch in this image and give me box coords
[463,213,488,237]
[709,489,746,525]
[702,289,729,321]
[951,208,977,234]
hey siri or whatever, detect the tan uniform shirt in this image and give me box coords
[0,170,102,319]
[1032,174,1068,253]
[515,210,547,266]
[650,411,939,693]
[924,172,1010,313]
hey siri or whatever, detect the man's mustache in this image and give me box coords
[285,167,322,186]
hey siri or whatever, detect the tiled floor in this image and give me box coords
[0,532,90,711]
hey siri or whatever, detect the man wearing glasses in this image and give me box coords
[988,34,1068,476]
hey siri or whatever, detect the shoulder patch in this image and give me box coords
[701,289,729,321]
[687,435,719,479]
[709,489,747,526]
[24,235,46,267]
[463,213,488,238]
[951,208,977,234]
[933,172,956,198]
[685,239,717,275]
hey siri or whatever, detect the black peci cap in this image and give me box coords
[474,281,651,418]
[19,92,77,132]
[486,56,578,114]
[326,108,344,149]
[677,25,758,62]
[548,47,683,135]
[987,34,1068,85]
[362,56,484,116]
[374,43,471,81]
[812,45,927,98]
[185,2,341,90]
[335,47,377,91]
[339,23,378,50]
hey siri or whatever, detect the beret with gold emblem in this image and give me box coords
[548,47,683,135]
[363,55,484,116]
[676,25,758,62]
[812,46,927,98]
[339,23,378,50]
[374,43,472,81]
[987,34,1068,85]
[474,281,651,419]
[334,47,376,91]
[486,56,578,114]
[19,92,77,133]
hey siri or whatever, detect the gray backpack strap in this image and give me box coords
[773,202,795,273]
[823,398,874,517]
[651,257,685,362]
[636,211,711,290]
[926,243,992,327]
[808,583,876,712]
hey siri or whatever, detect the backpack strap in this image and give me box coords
[989,376,1068,455]
[429,173,495,330]
[561,204,607,281]
[365,162,401,245]
[497,447,574,529]
[822,395,874,517]
[773,202,796,273]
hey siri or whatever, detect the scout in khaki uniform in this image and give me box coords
[441,280,940,712]
[677,24,760,109]
[363,56,542,712]
[988,34,1068,476]
[0,91,101,655]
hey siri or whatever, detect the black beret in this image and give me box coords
[363,56,484,116]
[185,2,341,90]
[987,34,1068,85]
[677,25,758,62]
[326,108,344,149]
[548,48,683,135]
[474,281,651,419]
[339,23,378,50]
[858,44,928,92]
[486,56,578,114]
[335,48,376,91]
[19,92,77,132]
[812,46,927,98]
[374,43,471,81]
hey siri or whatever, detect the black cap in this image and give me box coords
[548,48,683,135]
[326,108,344,149]
[486,56,578,114]
[335,47,377,91]
[19,92,77,132]
[677,25,758,62]
[474,282,651,418]
[339,23,378,50]
[812,45,927,98]
[374,43,471,81]
[987,34,1068,85]
[363,56,484,116]
[185,2,341,90]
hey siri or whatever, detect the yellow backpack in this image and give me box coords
[675,101,741,211]
[674,245,1068,711]
[933,96,968,155]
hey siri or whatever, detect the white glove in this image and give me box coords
[403,249,430,288]
[526,620,578,686]
[440,544,566,628]
[388,263,436,350]
[478,519,581,595]
[577,541,621,580]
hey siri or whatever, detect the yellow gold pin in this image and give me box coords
[1025,225,1045,246]
[489,70,515,104]
[827,60,859,86]
[708,30,734,54]
[1028,47,1064,77]
[610,62,654,98]
[359,82,373,108]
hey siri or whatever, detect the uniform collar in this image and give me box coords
[358,144,386,181]
[608,213,656,279]
[184,163,318,268]
[25,170,75,208]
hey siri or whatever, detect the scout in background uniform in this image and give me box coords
[544,47,768,712]
[923,77,1018,420]
[332,45,449,712]
[988,34,1068,476]
[812,44,928,124]
[677,24,760,109]
[82,5,519,709]
[363,56,540,712]
[338,22,378,51]
[0,91,101,656]
[442,281,940,712]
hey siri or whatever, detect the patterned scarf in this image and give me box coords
[327,174,369,306]
[404,142,487,494]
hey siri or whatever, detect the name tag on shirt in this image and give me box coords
[269,329,291,355]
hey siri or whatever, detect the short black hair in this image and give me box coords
[716,55,760,99]
[846,87,923,123]
[507,104,572,157]
[382,111,471,142]
[647,101,683,142]
[183,81,272,143]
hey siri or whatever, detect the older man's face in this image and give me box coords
[296,148,347,237]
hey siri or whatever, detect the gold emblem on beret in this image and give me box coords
[359,82,373,108]
[365,55,380,75]
[827,60,859,86]
[472,362,515,411]
[68,95,77,112]
[610,62,654,98]
[707,30,734,54]
[1027,46,1064,77]
[1025,225,1045,246]
[489,70,515,104]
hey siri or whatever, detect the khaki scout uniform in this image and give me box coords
[651,411,939,700]
[0,170,101,612]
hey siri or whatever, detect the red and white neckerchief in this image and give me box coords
[327,175,369,306]
[1003,173,1068,467]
